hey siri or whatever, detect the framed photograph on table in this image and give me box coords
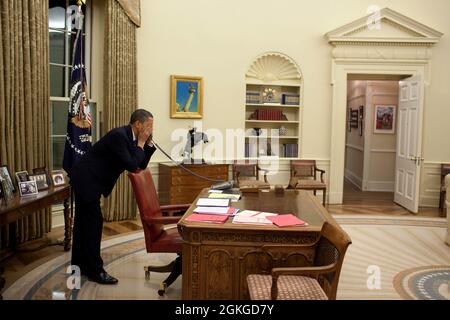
[28,173,49,191]
[33,167,52,187]
[19,181,39,197]
[170,75,203,119]
[374,105,396,134]
[0,165,16,193]
[51,171,67,187]
[15,171,29,185]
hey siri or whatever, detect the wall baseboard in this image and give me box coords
[364,180,395,192]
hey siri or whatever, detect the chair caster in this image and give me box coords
[158,283,167,296]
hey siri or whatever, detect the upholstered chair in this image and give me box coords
[247,222,351,300]
[232,161,270,189]
[128,169,191,296]
[288,160,327,206]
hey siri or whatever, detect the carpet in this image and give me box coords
[3,216,449,300]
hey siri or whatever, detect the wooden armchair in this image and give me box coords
[232,161,270,189]
[439,164,450,212]
[288,160,327,206]
[247,222,351,300]
[128,169,191,296]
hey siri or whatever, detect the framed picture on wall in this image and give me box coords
[359,106,364,136]
[350,110,359,129]
[170,75,204,119]
[374,105,396,134]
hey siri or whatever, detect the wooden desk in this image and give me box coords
[0,186,72,299]
[158,163,229,205]
[177,189,337,300]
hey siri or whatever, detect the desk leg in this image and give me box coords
[0,266,5,300]
[63,198,72,252]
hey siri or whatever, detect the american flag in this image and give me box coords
[62,8,92,177]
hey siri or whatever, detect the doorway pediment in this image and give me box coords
[326,8,443,46]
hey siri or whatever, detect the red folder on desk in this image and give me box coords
[267,214,307,227]
[186,214,229,224]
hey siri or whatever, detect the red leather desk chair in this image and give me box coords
[128,169,191,296]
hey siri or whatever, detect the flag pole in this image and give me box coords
[71,0,87,222]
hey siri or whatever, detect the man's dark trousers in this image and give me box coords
[71,191,104,276]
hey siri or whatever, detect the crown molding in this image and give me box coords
[325,8,443,47]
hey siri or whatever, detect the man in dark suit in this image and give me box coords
[70,109,156,285]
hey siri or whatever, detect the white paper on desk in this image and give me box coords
[196,198,230,207]
[208,190,223,194]
[233,210,278,225]
[194,207,232,215]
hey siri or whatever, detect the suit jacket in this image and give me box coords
[71,125,156,203]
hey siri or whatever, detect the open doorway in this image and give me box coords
[343,74,409,209]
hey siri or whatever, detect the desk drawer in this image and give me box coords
[171,176,226,186]
[170,166,228,177]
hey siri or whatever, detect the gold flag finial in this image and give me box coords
[77,0,86,7]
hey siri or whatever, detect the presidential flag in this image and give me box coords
[62,9,92,177]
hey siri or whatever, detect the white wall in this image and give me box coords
[63,0,450,212]
[136,0,450,167]
[345,81,366,189]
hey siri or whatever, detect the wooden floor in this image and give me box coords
[1,182,444,294]
[327,179,442,217]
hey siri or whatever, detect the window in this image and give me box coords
[49,0,97,170]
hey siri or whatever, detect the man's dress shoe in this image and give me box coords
[88,272,119,285]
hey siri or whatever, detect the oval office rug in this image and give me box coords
[3,216,449,300]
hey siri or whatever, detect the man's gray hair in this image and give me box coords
[130,109,153,125]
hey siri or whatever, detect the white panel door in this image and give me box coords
[394,75,424,213]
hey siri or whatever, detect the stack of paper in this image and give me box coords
[193,207,239,216]
[196,198,230,207]
[267,214,308,227]
[208,193,241,201]
[186,214,229,224]
[232,210,278,225]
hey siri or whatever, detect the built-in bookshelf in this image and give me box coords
[244,53,303,159]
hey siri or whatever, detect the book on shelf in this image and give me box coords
[281,93,300,105]
[283,143,299,158]
[252,109,284,121]
[246,91,261,104]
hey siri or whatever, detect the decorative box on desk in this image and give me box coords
[158,163,229,206]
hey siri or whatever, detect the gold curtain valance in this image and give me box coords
[116,0,141,27]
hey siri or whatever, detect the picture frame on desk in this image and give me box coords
[0,177,10,201]
[19,181,39,197]
[15,171,29,188]
[171,75,204,119]
[33,167,52,187]
[51,170,67,187]
[0,165,16,193]
[28,174,50,191]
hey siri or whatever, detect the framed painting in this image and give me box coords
[171,75,203,119]
[374,105,396,134]
[350,110,359,129]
